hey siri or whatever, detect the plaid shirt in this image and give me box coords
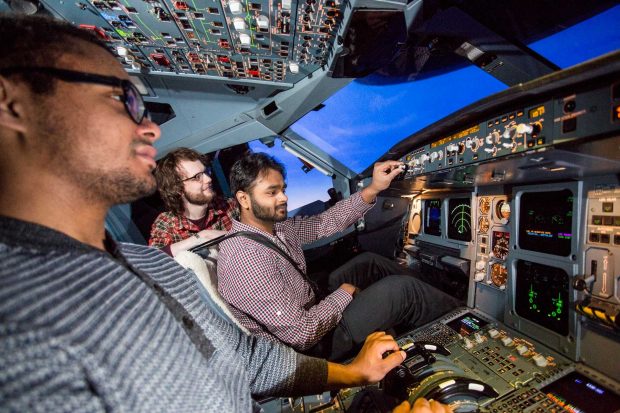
[217,192,374,351]
[149,197,239,249]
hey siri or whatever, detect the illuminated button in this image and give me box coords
[516,345,528,355]
[239,33,251,45]
[229,0,243,13]
[233,17,247,30]
[603,216,613,226]
[600,234,610,244]
[288,62,299,74]
[256,15,269,29]
[614,235,620,245]
[500,336,513,346]
[602,202,614,213]
[613,104,620,122]
[536,137,546,145]
[589,233,600,242]
[592,215,603,225]
[532,354,548,367]
[615,216,620,226]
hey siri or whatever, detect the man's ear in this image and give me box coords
[0,76,28,134]
[236,190,250,211]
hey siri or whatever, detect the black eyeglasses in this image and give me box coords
[182,167,212,183]
[0,67,148,124]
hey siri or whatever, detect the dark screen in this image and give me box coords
[448,198,472,242]
[519,189,573,256]
[515,260,569,336]
[446,313,488,336]
[424,199,442,236]
[541,371,620,413]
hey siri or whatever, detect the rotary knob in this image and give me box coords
[463,337,474,349]
[501,336,513,347]
[516,123,534,135]
[474,272,485,282]
[430,151,439,162]
[475,260,487,271]
[516,345,528,355]
[488,329,500,338]
[533,354,548,367]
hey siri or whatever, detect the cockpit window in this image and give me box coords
[289,5,620,174]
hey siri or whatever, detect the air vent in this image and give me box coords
[224,84,254,95]
[263,101,279,117]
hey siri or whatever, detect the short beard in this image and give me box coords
[91,169,157,204]
[250,197,287,223]
[184,188,213,206]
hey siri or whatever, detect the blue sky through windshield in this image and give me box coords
[254,5,620,211]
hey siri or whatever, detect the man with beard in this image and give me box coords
[149,147,239,256]
[0,15,457,413]
[218,153,460,361]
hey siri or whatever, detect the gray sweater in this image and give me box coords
[0,216,327,412]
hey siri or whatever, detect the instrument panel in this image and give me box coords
[262,309,620,412]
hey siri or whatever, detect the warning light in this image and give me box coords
[614,104,620,121]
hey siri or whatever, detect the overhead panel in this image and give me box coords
[42,0,345,84]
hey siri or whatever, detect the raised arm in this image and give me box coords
[290,160,405,245]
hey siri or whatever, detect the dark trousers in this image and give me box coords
[307,252,461,361]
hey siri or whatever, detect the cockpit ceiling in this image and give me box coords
[13,0,618,88]
[39,0,345,86]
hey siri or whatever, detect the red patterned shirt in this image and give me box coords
[149,197,239,253]
[217,192,373,350]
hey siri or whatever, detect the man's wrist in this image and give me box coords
[326,362,365,389]
[360,186,380,204]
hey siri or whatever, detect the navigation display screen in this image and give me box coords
[515,260,569,336]
[519,189,573,256]
[448,198,472,242]
[424,199,442,236]
[446,313,488,336]
[541,371,620,413]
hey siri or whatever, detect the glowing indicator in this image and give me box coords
[529,105,545,118]
[431,125,480,148]
[549,293,564,320]
[528,284,539,311]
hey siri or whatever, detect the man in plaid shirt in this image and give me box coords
[218,153,459,360]
[149,148,239,256]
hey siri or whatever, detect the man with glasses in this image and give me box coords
[0,15,453,413]
[148,147,239,256]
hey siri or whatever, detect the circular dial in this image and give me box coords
[478,197,490,214]
[478,216,490,233]
[410,213,421,234]
[492,233,510,260]
[495,200,511,222]
[491,263,508,287]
